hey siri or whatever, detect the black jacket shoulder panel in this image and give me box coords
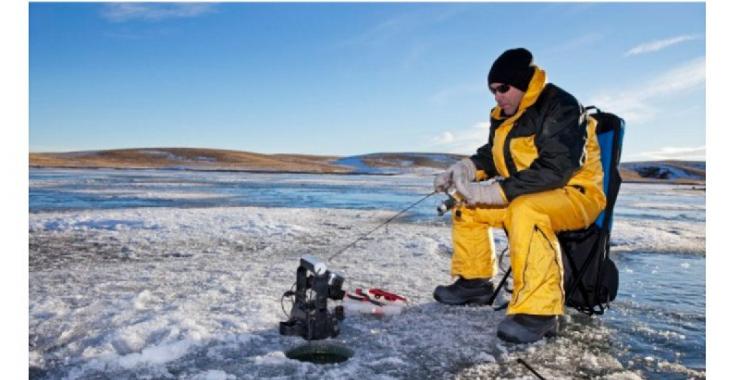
[537,85,581,139]
[500,83,587,200]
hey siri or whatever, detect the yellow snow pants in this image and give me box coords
[451,186,605,315]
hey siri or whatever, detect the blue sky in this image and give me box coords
[29,2,706,161]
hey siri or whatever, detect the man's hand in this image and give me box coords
[456,181,508,207]
[433,158,476,193]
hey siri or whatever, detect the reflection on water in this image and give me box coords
[609,252,705,376]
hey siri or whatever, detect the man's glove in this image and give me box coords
[433,158,477,193]
[456,181,508,207]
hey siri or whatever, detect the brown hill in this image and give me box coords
[29,148,706,185]
[29,148,350,174]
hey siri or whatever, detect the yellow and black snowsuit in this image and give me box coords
[452,66,607,315]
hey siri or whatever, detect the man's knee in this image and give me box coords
[504,194,545,229]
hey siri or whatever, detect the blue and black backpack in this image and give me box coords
[559,106,625,315]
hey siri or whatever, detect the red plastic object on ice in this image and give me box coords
[343,288,408,317]
[368,288,407,302]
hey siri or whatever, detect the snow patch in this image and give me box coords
[191,369,237,380]
[252,351,290,365]
[117,339,197,368]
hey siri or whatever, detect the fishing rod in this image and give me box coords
[327,191,438,262]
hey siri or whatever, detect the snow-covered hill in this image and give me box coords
[620,161,705,184]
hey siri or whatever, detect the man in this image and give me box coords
[433,48,606,343]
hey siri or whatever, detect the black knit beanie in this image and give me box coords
[487,48,535,92]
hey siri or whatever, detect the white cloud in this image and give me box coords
[589,57,705,124]
[625,145,706,161]
[101,3,215,23]
[625,34,701,57]
[434,131,455,144]
[429,122,489,154]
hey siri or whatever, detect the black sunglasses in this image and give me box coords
[490,84,511,95]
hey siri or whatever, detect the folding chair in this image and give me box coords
[491,106,625,315]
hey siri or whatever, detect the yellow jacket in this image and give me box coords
[470,66,606,205]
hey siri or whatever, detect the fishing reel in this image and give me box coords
[279,255,346,340]
[437,188,463,216]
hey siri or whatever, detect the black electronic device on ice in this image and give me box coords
[279,255,346,340]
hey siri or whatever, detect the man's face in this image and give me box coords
[490,82,525,116]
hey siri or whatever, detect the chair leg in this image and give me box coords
[491,266,512,310]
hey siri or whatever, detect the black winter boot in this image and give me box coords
[496,314,559,343]
[433,277,494,306]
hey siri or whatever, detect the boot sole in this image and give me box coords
[496,325,558,344]
[433,292,494,306]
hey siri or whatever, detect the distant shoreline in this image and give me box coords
[28,165,398,176]
[29,148,705,185]
[29,164,706,186]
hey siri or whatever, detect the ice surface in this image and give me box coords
[29,171,705,379]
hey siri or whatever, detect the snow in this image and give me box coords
[191,369,237,380]
[29,173,705,379]
[26,206,593,378]
[610,219,705,254]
